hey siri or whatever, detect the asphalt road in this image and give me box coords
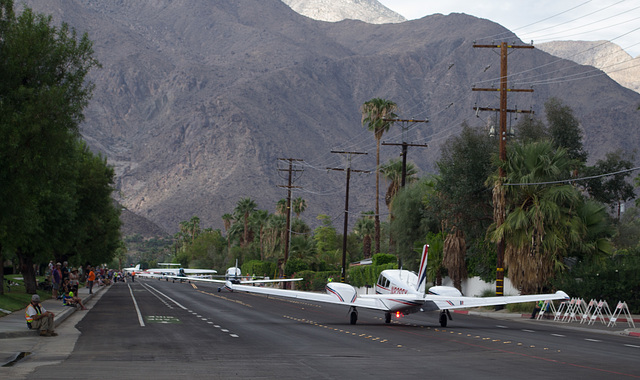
[15,279,640,379]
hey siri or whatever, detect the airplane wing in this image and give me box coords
[424,291,570,310]
[182,269,218,275]
[227,281,569,314]
[165,276,303,285]
[227,282,388,310]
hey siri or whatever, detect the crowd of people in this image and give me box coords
[27,261,132,337]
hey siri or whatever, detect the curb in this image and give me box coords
[0,286,102,339]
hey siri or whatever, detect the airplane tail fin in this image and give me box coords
[417,245,429,294]
[135,264,140,271]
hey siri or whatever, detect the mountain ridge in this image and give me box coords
[21,0,640,234]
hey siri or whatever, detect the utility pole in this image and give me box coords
[277,158,303,285]
[473,42,534,305]
[381,118,429,187]
[327,151,369,283]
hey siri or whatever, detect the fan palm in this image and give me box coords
[491,141,583,293]
[362,98,398,255]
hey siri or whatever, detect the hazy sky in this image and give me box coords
[378,0,640,57]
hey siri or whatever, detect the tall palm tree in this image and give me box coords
[491,141,583,294]
[234,198,257,248]
[275,198,287,216]
[250,210,270,260]
[221,213,234,254]
[361,98,398,255]
[292,197,307,218]
[353,212,375,258]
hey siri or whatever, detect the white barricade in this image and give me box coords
[536,299,556,320]
[588,300,612,326]
[608,301,636,328]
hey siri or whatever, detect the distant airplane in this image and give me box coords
[136,263,218,280]
[167,260,302,290]
[123,264,141,274]
[220,245,569,327]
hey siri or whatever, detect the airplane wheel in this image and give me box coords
[385,312,391,324]
[350,311,358,325]
[439,312,447,327]
[217,287,222,292]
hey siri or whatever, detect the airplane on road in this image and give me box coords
[220,245,569,327]
[167,260,302,290]
[136,263,218,280]
[123,264,141,274]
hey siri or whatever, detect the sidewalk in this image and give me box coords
[0,282,107,339]
[453,308,640,338]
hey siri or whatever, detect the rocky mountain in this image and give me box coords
[282,0,405,24]
[22,0,640,235]
[538,41,640,94]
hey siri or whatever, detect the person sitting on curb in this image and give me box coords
[62,287,87,310]
[25,294,58,337]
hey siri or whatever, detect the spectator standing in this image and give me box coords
[52,263,62,299]
[69,268,79,287]
[87,266,96,294]
[61,261,69,282]
[25,294,57,336]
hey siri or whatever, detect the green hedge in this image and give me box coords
[295,270,340,291]
[347,263,397,288]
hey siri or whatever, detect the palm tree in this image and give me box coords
[250,210,270,260]
[234,198,257,248]
[491,141,583,294]
[221,213,233,253]
[353,212,375,258]
[361,98,398,255]
[275,198,287,216]
[292,197,307,218]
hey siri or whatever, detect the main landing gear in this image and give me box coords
[384,312,391,324]
[439,310,452,327]
[349,306,358,325]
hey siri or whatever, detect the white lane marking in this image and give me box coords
[624,344,640,348]
[144,284,188,310]
[140,283,174,309]
[551,334,565,337]
[221,329,229,332]
[128,284,145,327]
[585,338,602,342]
[496,325,508,329]
[230,334,239,338]
[207,321,214,324]
[522,329,535,333]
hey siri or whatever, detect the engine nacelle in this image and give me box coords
[428,285,463,297]
[326,282,357,303]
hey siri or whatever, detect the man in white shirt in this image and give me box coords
[25,294,57,337]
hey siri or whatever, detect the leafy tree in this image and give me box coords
[361,98,398,256]
[380,158,418,254]
[0,1,102,293]
[583,151,635,220]
[391,178,438,266]
[515,115,548,144]
[431,124,495,288]
[545,97,588,165]
[313,214,339,258]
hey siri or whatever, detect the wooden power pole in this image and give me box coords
[473,42,534,303]
[277,158,303,284]
[327,151,369,283]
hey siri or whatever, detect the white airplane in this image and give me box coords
[123,264,141,274]
[137,263,218,280]
[220,245,569,327]
[167,260,302,290]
